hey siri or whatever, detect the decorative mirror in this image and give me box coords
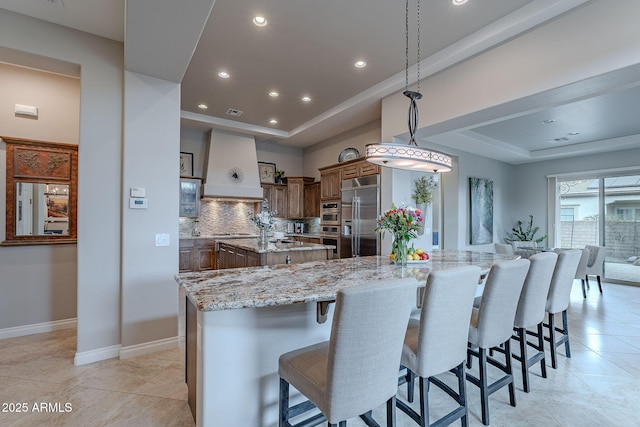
[2,136,78,245]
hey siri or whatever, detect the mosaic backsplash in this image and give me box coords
[179,201,320,237]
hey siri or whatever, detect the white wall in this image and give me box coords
[180,127,208,179]
[120,71,180,350]
[0,10,124,360]
[0,62,80,330]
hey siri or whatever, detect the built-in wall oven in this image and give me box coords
[320,202,340,226]
[320,225,340,259]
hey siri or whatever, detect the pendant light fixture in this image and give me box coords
[365,0,452,173]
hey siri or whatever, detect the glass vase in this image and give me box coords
[258,228,269,247]
[393,234,408,266]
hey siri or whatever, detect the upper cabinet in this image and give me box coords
[287,177,315,219]
[320,168,341,200]
[303,181,321,218]
[319,158,379,201]
[2,136,78,246]
[262,183,287,218]
[180,177,201,218]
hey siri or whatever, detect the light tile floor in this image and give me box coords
[1,281,639,426]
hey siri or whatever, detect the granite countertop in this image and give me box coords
[286,233,323,238]
[176,250,517,312]
[216,238,335,254]
[179,234,258,240]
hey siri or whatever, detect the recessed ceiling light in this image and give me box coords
[452,0,468,5]
[542,119,556,124]
[354,60,367,68]
[269,119,278,124]
[269,91,279,98]
[218,71,230,79]
[253,16,267,27]
[568,132,580,136]
[197,103,208,110]
[301,96,312,103]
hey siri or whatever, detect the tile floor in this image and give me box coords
[1,281,639,426]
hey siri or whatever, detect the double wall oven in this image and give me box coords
[320,201,341,258]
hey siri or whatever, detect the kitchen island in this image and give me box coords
[216,237,334,269]
[176,250,516,426]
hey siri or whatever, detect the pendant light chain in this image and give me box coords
[405,0,421,92]
[405,0,409,92]
[417,0,421,93]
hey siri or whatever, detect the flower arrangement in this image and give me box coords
[275,169,285,184]
[375,203,423,264]
[248,198,277,231]
[412,176,438,205]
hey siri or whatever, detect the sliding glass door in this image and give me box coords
[557,174,640,284]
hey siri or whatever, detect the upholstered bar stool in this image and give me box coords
[466,259,530,426]
[397,265,482,427]
[510,252,557,392]
[542,249,582,369]
[585,245,606,295]
[278,279,415,427]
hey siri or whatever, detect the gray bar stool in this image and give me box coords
[397,265,482,427]
[511,252,557,392]
[466,258,531,426]
[278,279,415,427]
[541,249,582,368]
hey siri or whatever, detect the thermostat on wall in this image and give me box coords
[129,197,148,209]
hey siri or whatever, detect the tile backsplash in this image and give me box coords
[179,200,320,236]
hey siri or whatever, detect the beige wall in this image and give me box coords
[303,120,380,180]
[0,61,80,331]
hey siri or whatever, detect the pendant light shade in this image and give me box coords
[365,0,453,173]
[365,142,452,173]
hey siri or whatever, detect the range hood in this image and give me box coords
[201,129,264,201]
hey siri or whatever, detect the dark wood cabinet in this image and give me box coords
[304,181,321,217]
[262,183,287,218]
[319,168,341,200]
[287,177,315,218]
[179,238,217,272]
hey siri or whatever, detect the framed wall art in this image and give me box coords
[258,162,276,184]
[469,177,494,245]
[180,152,194,177]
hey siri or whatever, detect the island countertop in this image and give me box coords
[215,237,335,254]
[176,250,516,312]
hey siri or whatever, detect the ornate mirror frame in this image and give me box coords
[2,136,78,246]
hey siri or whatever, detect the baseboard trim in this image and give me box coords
[0,318,77,340]
[119,336,179,360]
[74,344,121,366]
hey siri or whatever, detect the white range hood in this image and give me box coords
[202,129,264,201]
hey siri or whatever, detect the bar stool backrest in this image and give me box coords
[325,279,415,420]
[514,252,558,328]
[546,250,582,314]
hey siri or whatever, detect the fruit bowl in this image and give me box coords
[391,259,431,264]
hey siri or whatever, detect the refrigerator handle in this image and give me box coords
[353,196,360,257]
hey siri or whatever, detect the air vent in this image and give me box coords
[226,108,243,117]
[43,0,64,6]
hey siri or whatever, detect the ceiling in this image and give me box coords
[3,0,640,165]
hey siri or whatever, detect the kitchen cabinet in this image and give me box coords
[217,240,332,269]
[287,177,315,218]
[342,160,379,179]
[180,178,201,218]
[304,181,321,217]
[319,168,341,200]
[179,238,217,272]
[262,183,287,218]
[294,236,322,244]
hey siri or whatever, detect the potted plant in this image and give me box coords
[412,176,437,235]
[275,170,285,184]
[505,214,548,246]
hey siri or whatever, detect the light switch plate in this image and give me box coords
[130,187,146,198]
[155,233,170,247]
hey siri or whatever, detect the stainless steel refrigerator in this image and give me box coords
[340,175,380,257]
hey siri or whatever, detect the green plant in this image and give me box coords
[412,176,438,205]
[505,214,548,244]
